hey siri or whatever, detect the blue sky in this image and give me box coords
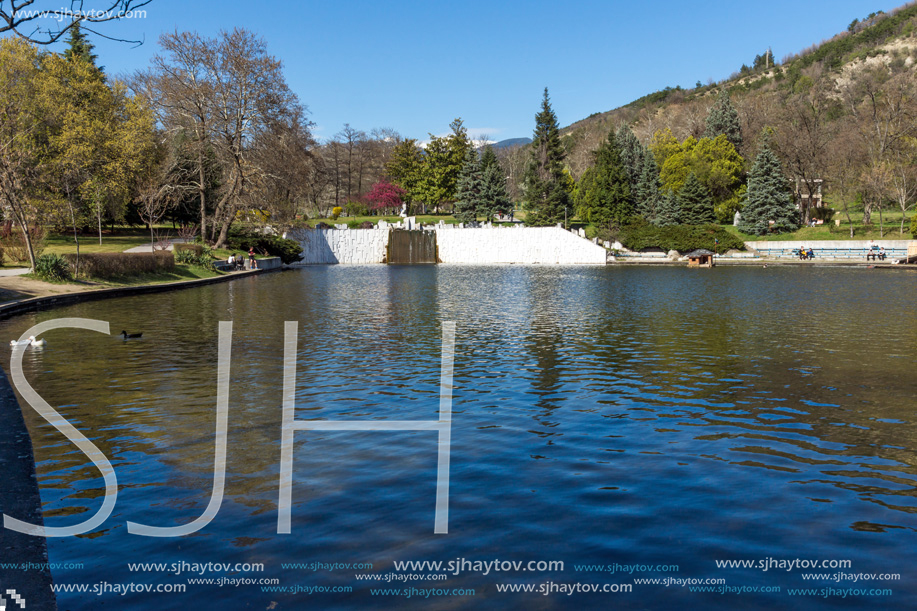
[38,0,905,141]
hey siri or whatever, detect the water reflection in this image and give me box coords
[2,265,917,609]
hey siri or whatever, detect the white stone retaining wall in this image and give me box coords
[286,225,608,265]
[285,228,389,264]
[435,225,606,264]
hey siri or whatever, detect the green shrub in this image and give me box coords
[911,214,917,238]
[35,253,71,282]
[225,231,303,264]
[174,242,204,256]
[63,252,175,279]
[811,206,835,222]
[617,219,746,253]
[174,243,213,268]
[345,200,369,216]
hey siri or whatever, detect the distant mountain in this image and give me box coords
[491,137,532,149]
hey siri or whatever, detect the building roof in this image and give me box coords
[685,249,715,257]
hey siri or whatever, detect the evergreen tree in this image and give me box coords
[635,147,661,224]
[616,124,644,193]
[704,90,742,150]
[677,172,716,225]
[63,22,103,78]
[523,88,570,226]
[573,130,631,227]
[655,191,680,226]
[386,138,424,210]
[454,146,483,223]
[739,144,798,235]
[480,145,510,221]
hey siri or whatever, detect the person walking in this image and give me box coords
[248,247,258,270]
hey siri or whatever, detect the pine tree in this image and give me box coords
[635,147,661,224]
[677,172,716,225]
[704,90,742,150]
[573,130,631,227]
[454,146,483,223]
[655,191,680,226]
[616,124,644,193]
[479,145,509,221]
[63,22,103,78]
[523,88,570,226]
[739,144,798,235]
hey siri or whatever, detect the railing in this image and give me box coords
[754,247,908,260]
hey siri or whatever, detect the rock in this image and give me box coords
[667,250,680,260]
[360,221,374,229]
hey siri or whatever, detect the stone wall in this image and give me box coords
[286,225,608,265]
[285,228,389,264]
[435,225,606,264]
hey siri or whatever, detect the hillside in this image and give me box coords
[556,0,917,236]
[564,2,917,141]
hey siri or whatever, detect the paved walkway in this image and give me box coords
[123,238,189,253]
[0,267,30,277]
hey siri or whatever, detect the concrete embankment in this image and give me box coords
[0,365,57,610]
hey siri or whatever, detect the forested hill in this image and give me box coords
[558,2,917,186]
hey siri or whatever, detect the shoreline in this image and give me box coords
[0,267,281,321]
[612,258,915,269]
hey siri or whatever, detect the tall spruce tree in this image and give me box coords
[616,124,644,193]
[656,191,680,226]
[677,172,716,225]
[739,144,798,235]
[704,90,742,150]
[480,145,510,221]
[63,22,103,78]
[454,146,483,223]
[573,130,632,227]
[635,147,662,224]
[523,88,570,226]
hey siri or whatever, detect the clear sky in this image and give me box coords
[36,0,906,142]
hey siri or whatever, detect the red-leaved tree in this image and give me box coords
[364,180,406,215]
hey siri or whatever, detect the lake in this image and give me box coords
[3,265,916,609]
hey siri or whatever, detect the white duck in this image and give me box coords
[28,336,46,347]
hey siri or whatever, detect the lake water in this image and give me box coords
[3,265,917,609]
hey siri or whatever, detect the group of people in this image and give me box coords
[866,246,886,261]
[797,247,815,260]
[227,248,258,270]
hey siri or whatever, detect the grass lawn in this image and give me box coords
[42,227,172,255]
[724,216,914,242]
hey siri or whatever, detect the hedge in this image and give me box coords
[64,252,175,279]
[616,221,746,253]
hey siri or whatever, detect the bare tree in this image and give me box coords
[136,178,169,250]
[841,67,917,225]
[1,1,152,44]
[772,83,837,225]
[134,30,215,241]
